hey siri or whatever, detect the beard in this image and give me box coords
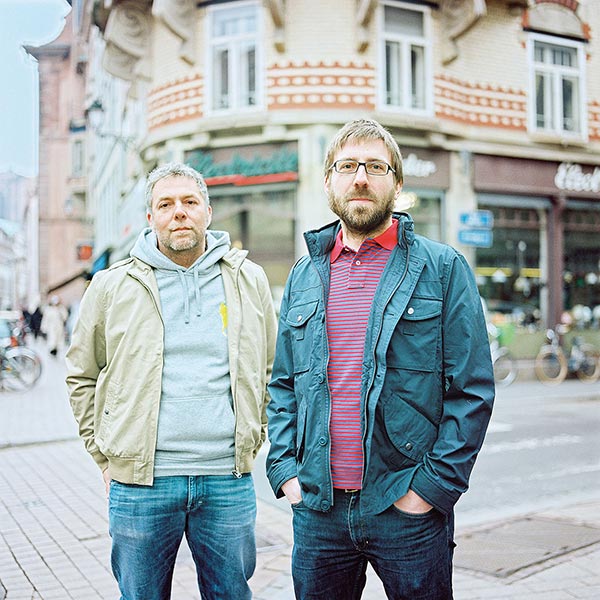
[158,228,201,253]
[328,187,396,235]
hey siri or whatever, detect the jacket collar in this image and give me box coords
[304,212,415,259]
[127,246,248,273]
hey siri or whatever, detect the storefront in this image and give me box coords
[473,155,600,328]
[185,142,298,297]
[395,146,450,242]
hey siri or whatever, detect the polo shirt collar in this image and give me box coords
[330,218,398,263]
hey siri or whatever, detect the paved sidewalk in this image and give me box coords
[1,349,599,599]
[1,437,599,599]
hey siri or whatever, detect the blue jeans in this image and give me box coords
[291,489,454,600]
[108,474,256,600]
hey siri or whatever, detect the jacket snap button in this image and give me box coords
[405,442,413,451]
[318,436,327,446]
[321,500,330,510]
[297,315,303,322]
[407,307,415,315]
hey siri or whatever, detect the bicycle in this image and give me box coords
[487,323,518,387]
[0,344,43,392]
[534,326,600,385]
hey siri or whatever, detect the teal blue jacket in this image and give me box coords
[266,214,495,515]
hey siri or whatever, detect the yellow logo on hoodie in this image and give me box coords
[219,302,228,334]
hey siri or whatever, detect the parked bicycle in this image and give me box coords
[534,326,600,385]
[488,323,518,387]
[0,344,43,392]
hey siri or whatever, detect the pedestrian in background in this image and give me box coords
[266,119,495,600]
[41,295,67,355]
[29,304,43,340]
[66,162,277,600]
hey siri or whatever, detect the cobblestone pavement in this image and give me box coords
[1,346,599,599]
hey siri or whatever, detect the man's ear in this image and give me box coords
[146,211,153,227]
[207,204,213,228]
[324,174,331,196]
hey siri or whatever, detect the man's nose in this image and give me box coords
[173,200,187,217]
[353,164,370,186]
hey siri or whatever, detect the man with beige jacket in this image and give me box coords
[66,162,277,600]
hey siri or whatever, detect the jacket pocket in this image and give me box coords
[376,394,439,470]
[97,380,120,445]
[388,296,442,373]
[296,398,307,463]
[286,300,320,373]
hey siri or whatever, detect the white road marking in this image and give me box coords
[483,434,583,454]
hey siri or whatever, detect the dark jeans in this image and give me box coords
[291,489,454,600]
[108,474,256,600]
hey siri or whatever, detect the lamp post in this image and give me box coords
[85,98,136,149]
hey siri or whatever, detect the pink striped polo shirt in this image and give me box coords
[327,219,398,489]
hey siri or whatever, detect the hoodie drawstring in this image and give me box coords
[193,269,202,317]
[177,270,191,324]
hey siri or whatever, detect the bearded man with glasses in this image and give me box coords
[266,118,495,600]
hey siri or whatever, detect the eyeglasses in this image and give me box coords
[330,160,396,176]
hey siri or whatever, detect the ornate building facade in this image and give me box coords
[27,8,93,307]
[83,0,600,327]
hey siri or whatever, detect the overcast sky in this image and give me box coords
[0,0,71,177]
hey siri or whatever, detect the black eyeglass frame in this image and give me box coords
[329,160,396,176]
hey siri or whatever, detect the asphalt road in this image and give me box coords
[254,378,600,530]
[3,344,599,530]
[455,378,600,528]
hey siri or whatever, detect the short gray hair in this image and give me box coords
[145,162,210,211]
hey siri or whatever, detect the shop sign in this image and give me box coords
[403,153,437,178]
[554,162,600,194]
[186,145,298,187]
[458,229,493,248]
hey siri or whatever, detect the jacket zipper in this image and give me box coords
[360,226,411,481]
[230,260,244,478]
[128,270,164,484]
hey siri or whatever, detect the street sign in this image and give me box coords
[459,210,494,229]
[458,228,493,248]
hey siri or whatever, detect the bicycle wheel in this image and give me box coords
[576,344,600,383]
[1,347,42,392]
[534,346,568,385]
[493,347,518,387]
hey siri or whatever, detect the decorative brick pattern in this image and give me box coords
[589,101,600,140]
[435,74,527,130]
[145,62,600,141]
[147,72,203,130]
[267,60,376,110]
[536,0,579,12]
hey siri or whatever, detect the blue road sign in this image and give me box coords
[459,210,494,229]
[458,228,493,248]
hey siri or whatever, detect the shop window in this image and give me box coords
[476,205,543,328]
[528,34,586,137]
[380,1,431,114]
[397,192,442,241]
[563,207,600,312]
[72,139,84,177]
[209,188,295,291]
[208,2,261,112]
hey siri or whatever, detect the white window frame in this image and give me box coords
[71,138,84,177]
[527,32,587,139]
[205,0,263,115]
[378,0,433,116]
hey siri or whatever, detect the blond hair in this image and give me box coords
[324,119,403,185]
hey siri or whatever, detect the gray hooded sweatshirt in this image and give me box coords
[130,227,235,476]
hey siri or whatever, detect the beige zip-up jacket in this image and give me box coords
[66,248,277,486]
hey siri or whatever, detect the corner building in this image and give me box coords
[93,0,600,326]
